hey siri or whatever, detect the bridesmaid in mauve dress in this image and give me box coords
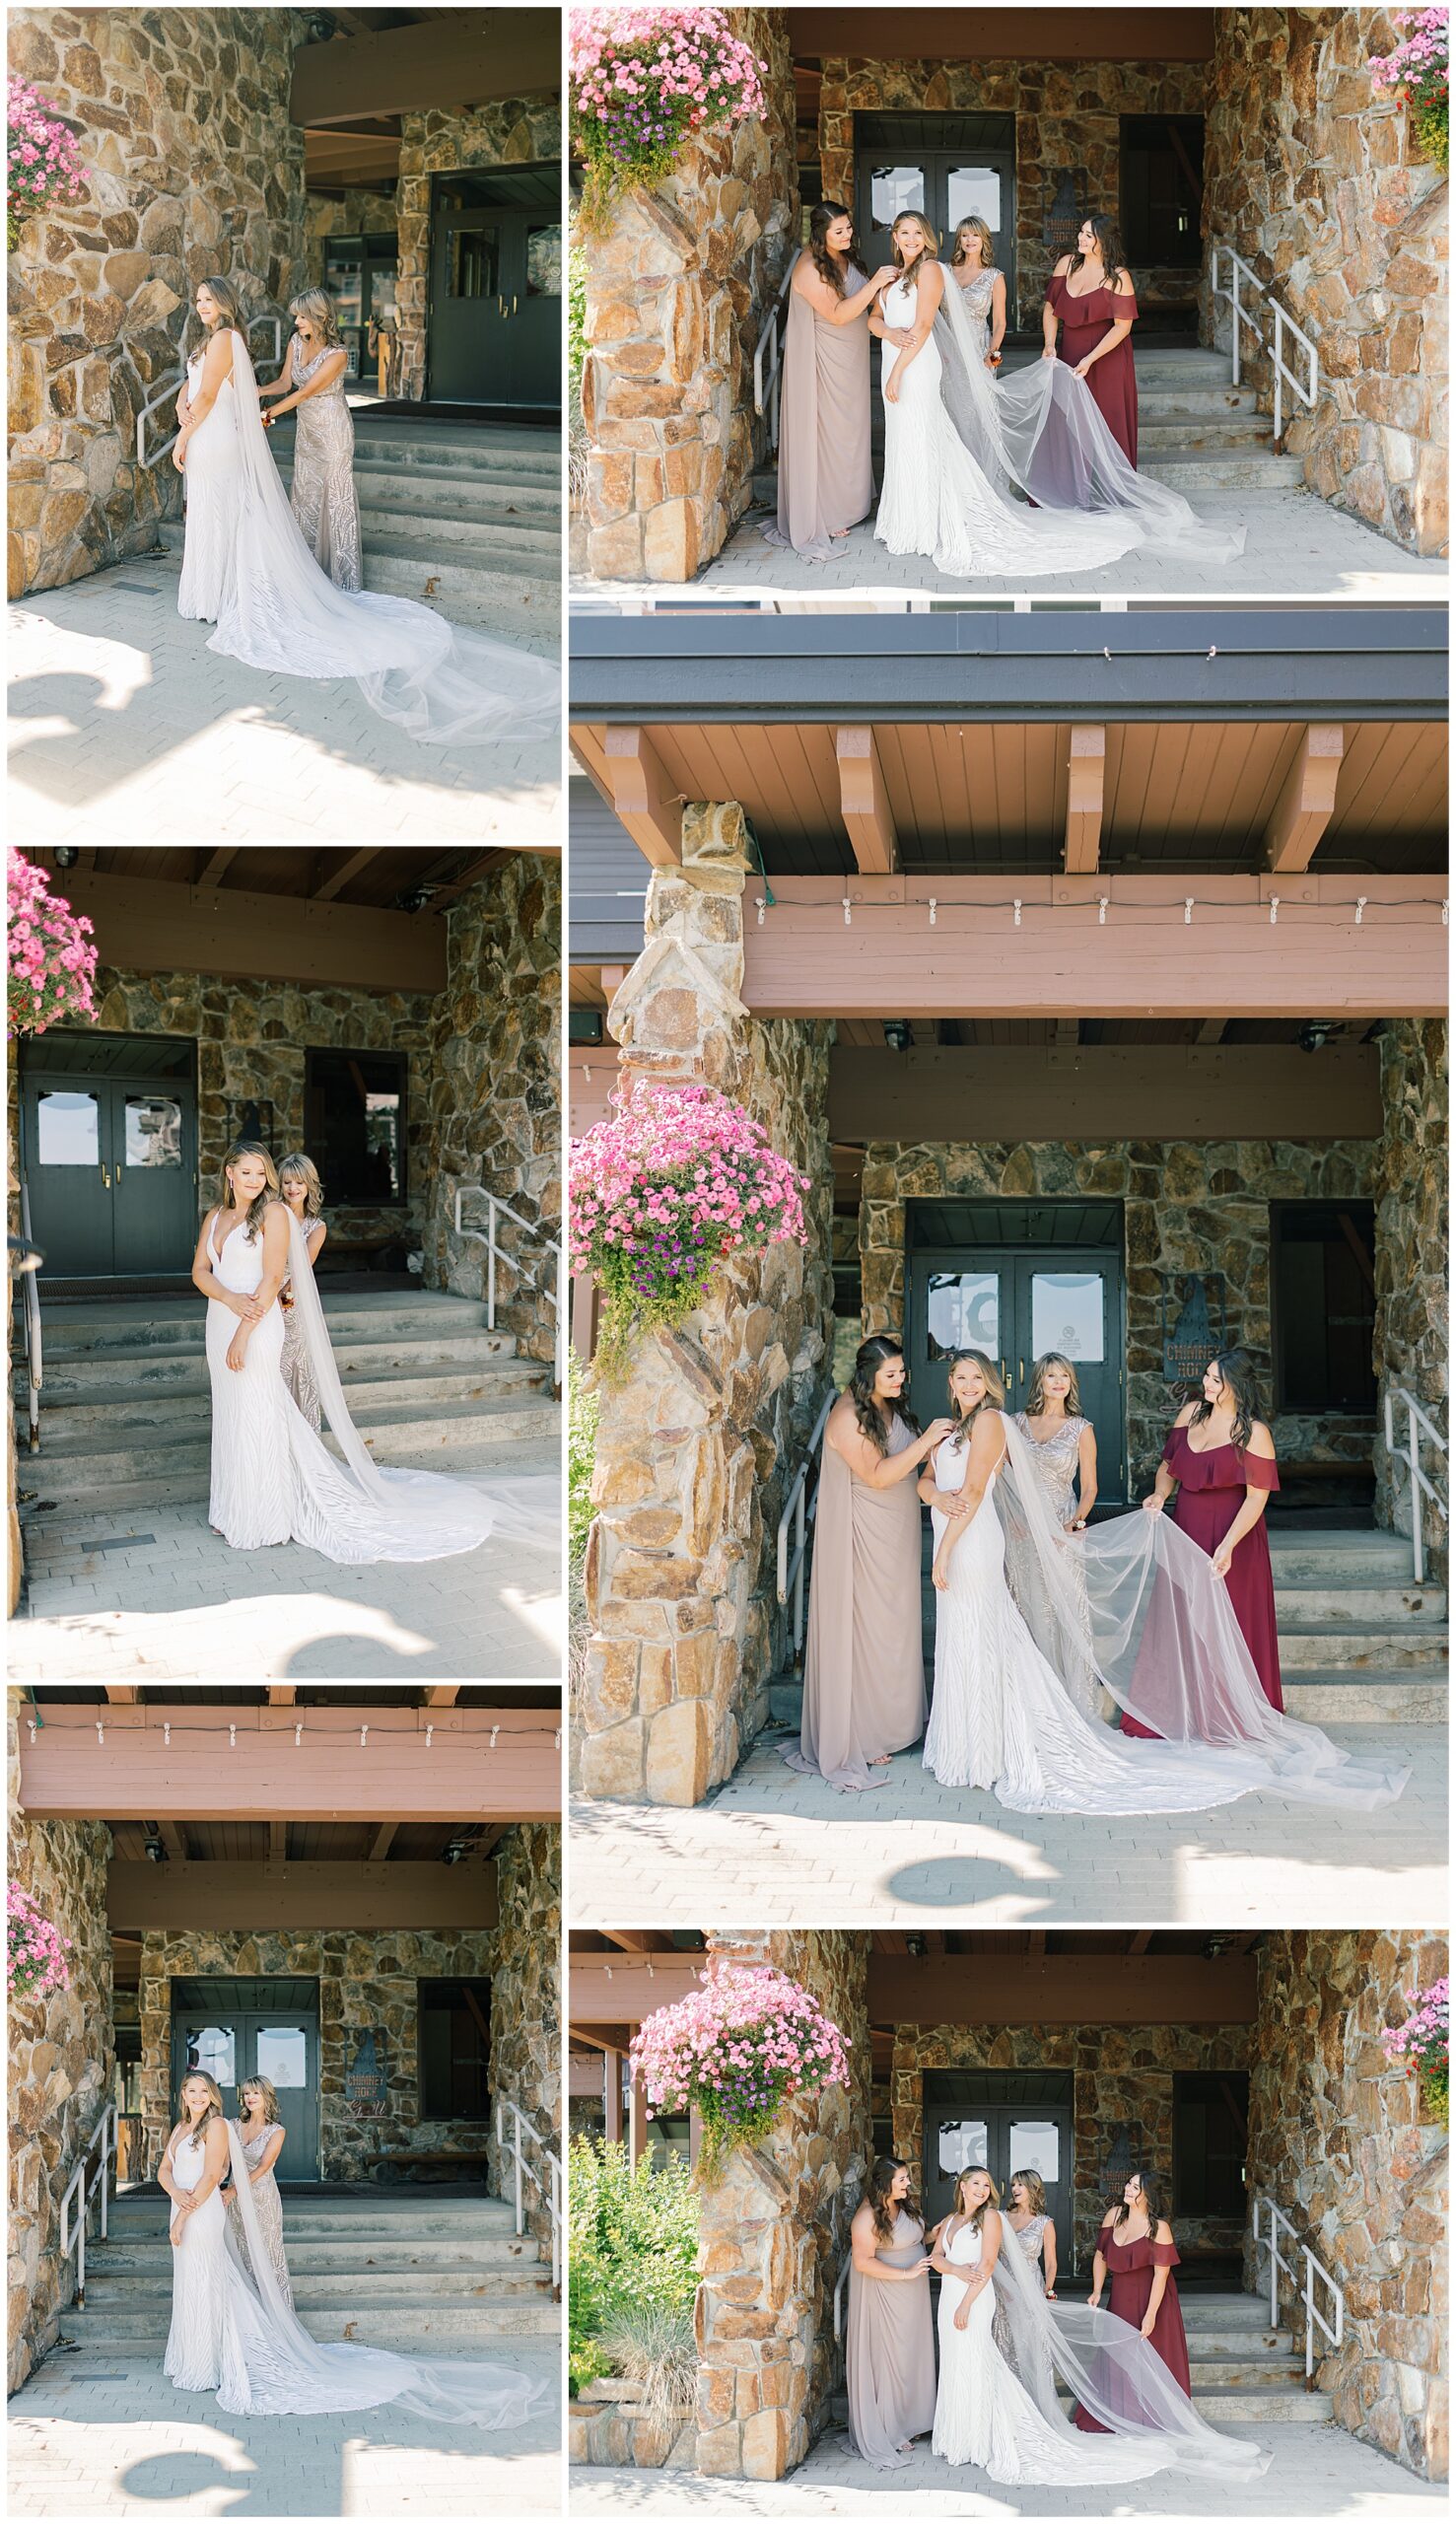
[846,2159,936,2468]
[786,1336,951,1789]
[1128,1348,1283,1739]
[1043,213,1140,465]
[770,204,898,561]
[1075,2175,1189,2430]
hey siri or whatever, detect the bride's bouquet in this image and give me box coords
[569,1077,808,1385]
[631,1958,851,2178]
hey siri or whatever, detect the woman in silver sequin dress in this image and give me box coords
[948,216,1007,367]
[1011,1353,1110,1721]
[259,289,363,591]
[277,1155,328,1433]
[222,2075,294,2307]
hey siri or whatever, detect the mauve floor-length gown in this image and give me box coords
[1123,1427,1283,1738]
[788,1411,926,1788]
[1075,2224,1190,2430]
[772,251,874,560]
[1046,273,1140,465]
[846,2210,936,2468]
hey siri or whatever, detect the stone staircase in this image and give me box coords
[16,1288,558,1521]
[159,413,560,636]
[65,2188,559,2352]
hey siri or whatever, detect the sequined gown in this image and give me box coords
[280,1218,326,1432]
[1009,1413,1107,1720]
[288,339,363,591]
[227,2121,294,2307]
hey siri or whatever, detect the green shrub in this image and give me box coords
[568,2136,699,2398]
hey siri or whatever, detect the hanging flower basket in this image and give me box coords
[8,850,98,1037]
[1369,11,1449,173]
[569,1077,808,1386]
[1382,1976,1448,2125]
[631,1959,851,2180]
[8,1880,73,2000]
[570,6,769,233]
[7,77,87,251]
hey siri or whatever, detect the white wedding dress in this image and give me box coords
[164,2124,544,2426]
[203,1208,557,1564]
[175,327,558,747]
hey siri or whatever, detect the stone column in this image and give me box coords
[579,805,834,1806]
[693,1931,871,2483]
[1373,1021,1448,1579]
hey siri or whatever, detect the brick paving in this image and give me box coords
[568,1725,1446,1927]
[13,1490,562,1682]
[8,553,561,845]
[8,2338,560,2518]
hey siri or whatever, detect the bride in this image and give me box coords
[190,1140,553,1564]
[162,2071,543,2426]
[173,276,558,748]
[871,211,1245,581]
[929,2167,1266,2486]
[922,1351,1408,1813]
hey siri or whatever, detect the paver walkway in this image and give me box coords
[571,2420,1442,2518]
[8,554,560,844]
[571,482,1447,605]
[8,2337,560,2518]
[568,1724,1445,1926]
[14,1486,562,1681]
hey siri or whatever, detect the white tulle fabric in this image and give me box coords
[926,1414,1408,1812]
[179,328,559,747]
[874,267,1246,579]
[204,1209,558,1564]
[932,2213,1270,2484]
[165,2123,545,2426]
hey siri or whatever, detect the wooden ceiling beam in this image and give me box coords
[312,849,381,902]
[1263,725,1346,873]
[108,1858,498,1932]
[600,727,683,866]
[835,726,900,875]
[1064,724,1105,873]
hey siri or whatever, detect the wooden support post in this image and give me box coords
[835,726,900,874]
[1064,725,1106,872]
[1263,725,1345,872]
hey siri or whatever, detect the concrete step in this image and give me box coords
[18,1328,520,1400]
[1277,1617,1447,1670]
[1282,1665,1447,1724]
[1273,1580,1447,1624]
[21,1357,549,1440]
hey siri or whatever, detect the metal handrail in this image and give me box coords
[19,1179,42,1451]
[1209,244,1318,444]
[453,1184,565,1389]
[136,316,284,469]
[1383,1383,1448,1585]
[1253,2196,1344,2381]
[775,1384,837,1668]
[495,2094,562,2290]
[752,254,797,451]
[59,2102,118,2309]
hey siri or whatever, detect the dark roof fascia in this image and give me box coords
[569,606,1450,726]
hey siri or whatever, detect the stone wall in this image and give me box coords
[580,7,798,582]
[1204,9,1448,557]
[815,53,1210,329]
[890,2019,1251,2274]
[395,98,559,402]
[8,6,310,597]
[578,803,834,1805]
[1372,1021,1448,1579]
[859,1134,1380,1498]
[7,1695,115,2392]
[423,853,562,1367]
[1246,1929,1448,2480]
[485,1823,562,2251]
[694,1930,872,2481]
[138,1924,500,2184]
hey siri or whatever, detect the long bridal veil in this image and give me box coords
[279,1210,559,1563]
[994,1412,1409,1809]
[989,2208,1270,2483]
[933,275,1247,568]
[219,2119,546,2424]
[203,330,559,747]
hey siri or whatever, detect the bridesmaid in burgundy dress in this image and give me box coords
[1126,1348,1283,1739]
[1042,213,1140,465]
[1075,2174,1190,2431]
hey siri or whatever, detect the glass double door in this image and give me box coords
[22,1063,196,1280]
[923,2071,1074,2261]
[857,145,1016,310]
[172,1985,319,2181]
[908,1243,1127,1504]
[429,170,561,406]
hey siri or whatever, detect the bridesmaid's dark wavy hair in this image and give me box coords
[848,1335,921,1454]
[1070,212,1131,289]
[864,2155,920,2244]
[808,200,863,298]
[1114,2170,1167,2229]
[1191,1348,1262,1451]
